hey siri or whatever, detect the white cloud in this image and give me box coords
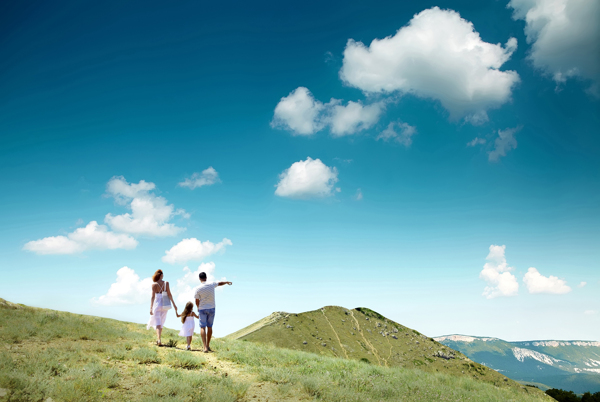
[340,7,520,122]
[377,121,417,146]
[523,267,572,294]
[91,266,152,305]
[578,281,587,288]
[355,188,363,201]
[489,127,520,162]
[178,167,220,189]
[272,87,384,136]
[105,176,186,237]
[162,238,233,265]
[584,310,597,315]
[467,137,487,147]
[174,262,227,305]
[23,221,138,255]
[508,0,600,94]
[275,157,339,199]
[271,87,326,135]
[479,245,519,299]
[329,100,384,136]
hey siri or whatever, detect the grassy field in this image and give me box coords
[0,299,553,401]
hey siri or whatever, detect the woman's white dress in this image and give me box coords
[179,316,195,337]
[147,282,169,330]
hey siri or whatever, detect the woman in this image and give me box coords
[147,269,177,346]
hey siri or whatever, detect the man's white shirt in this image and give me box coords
[194,281,218,310]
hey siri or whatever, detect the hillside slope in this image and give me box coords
[0,299,551,401]
[435,335,600,394]
[226,305,543,393]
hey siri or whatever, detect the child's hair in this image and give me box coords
[181,302,194,323]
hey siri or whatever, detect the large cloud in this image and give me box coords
[479,245,519,299]
[174,262,227,305]
[91,266,152,305]
[275,157,339,199]
[508,0,600,94]
[162,238,233,265]
[340,7,520,123]
[523,267,572,294]
[178,167,220,190]
[105,176,187,237]
[23,221,138,255]
[271,87,384,136]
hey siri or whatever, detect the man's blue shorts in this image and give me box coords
[198,308,215,328]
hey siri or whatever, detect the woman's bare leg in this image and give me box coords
[156,326,162,345]
[187,336,192,348]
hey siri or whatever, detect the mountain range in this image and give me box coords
[435,335,600,394]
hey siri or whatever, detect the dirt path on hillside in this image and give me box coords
[321,309,349,359]
[181,348,308,402]
[349,310,387,366]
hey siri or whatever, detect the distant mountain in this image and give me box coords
[435,335,600,394]
[226,306,543,394]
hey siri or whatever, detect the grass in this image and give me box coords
[0,299,553,401]
[211,338,552,402]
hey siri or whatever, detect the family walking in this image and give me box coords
[147,269,232,352]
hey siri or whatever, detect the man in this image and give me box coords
[194,271,232,353]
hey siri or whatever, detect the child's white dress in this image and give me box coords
[179,316,195,337]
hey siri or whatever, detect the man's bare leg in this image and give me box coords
[206,327,213,351]
[200,327,208,352]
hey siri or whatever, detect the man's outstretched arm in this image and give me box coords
[217,281,232,287]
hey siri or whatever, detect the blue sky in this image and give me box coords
[1,0,598,340]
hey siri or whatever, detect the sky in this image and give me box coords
[1,0,599,341]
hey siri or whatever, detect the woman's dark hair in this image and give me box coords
[152,270,163,282]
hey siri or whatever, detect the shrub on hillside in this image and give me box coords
[546,388,600,402]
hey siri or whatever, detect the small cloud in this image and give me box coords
[275,157,339,199]
[523,267,571,295]
[271,87,384,137]
[162,238,233,265]
[479,245,519,299]
[178,167,221,190]
[467,137,486,147]
[105,176,186,237]
[584,310,597,316]
[91,266,152,306]
[23,221,138,255]
[488,126,521,162]
[333,158,353,164]
[578,281,587,288]
[377,121,417,147]
[355,188,363,201]
[324,51,335,64]
[328,100,385,137]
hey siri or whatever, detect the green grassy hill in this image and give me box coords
[226,306,551,395]
[0,299,552,401]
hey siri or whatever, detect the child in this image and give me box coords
[176,302,199,350]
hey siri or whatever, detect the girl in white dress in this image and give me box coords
[147,269,178,346]
[177,302,198,350]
